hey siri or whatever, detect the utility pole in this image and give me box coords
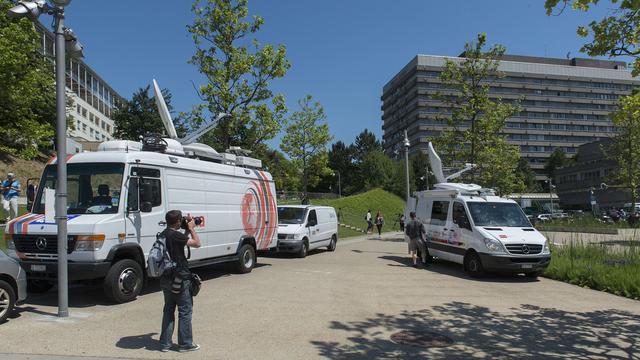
[403,130,410,202]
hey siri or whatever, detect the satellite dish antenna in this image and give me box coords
[152,78,178,139]
[427,142,446,184]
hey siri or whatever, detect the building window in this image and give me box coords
[82,108,87,118]
[76,104,81,114]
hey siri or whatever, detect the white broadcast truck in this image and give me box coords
[3,80,278,303]
[407,143,551,278]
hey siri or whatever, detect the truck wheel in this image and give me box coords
[464,252,485,278]
[27,279,54,294]
[327,235,337,252]
[297,240,309,258]
[236,244,256,274]
[0,280,16,323]
[103,259,143,303]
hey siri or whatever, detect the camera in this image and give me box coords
[181,216,203,230]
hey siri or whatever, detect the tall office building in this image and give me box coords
[34,22,122,145]
[382,54,640,179]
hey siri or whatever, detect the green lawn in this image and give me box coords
[544,241,640,300]
[309,188,406,239]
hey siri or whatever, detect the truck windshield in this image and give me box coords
[467,202,532,228]
[278,207,305,224]
[33,163,125,215]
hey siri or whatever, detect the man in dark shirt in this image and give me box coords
[405,211,428,268]
[159,210,201,352]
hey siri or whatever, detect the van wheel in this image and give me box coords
[104,259,143,304]
[297,240,309,258]
[327,235,337,252]
[236,244,256,274]
[0,280,16,323]
[464,252,485,278]
[27,279,54,294]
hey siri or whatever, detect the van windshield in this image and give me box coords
[467,202,532,227]
[278,207,305,224]
[33,163,125,215]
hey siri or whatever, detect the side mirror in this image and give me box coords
[141,201,152,213]
[127,176,140,213]
[27,184,35,202]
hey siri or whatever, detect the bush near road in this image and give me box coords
[544,241,640,300]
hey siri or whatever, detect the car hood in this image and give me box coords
[277,224,304,234]
[476,226,547,244]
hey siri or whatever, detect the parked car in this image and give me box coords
[537,214,551,222]
[277,205,338,258]
[0,250,27,323]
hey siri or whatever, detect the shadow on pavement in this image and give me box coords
[378,255,539,283]
[311,302,640,359]
[116,332,161,352]
[21,263,268,309]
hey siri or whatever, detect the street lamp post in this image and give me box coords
[332,171,341,198]
[403,130,410,202]
[8,0,83,318]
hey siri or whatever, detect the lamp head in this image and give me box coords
[7,0,47,20]
[64,28,84,58]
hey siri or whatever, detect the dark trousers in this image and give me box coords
[160,279,193,349]
[376,224,382,236]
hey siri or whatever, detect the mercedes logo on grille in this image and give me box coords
[521,244,530,254]
[36,237,48,250]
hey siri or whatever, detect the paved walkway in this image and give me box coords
[1,232,639,359]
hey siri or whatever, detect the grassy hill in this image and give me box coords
[310,188,406,238]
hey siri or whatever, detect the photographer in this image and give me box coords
[159,210,201,353]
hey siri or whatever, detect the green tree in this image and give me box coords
[351,129,383,164]
[360,150,400,193]
[327,140,357,195]
[112,86,184,140]
[0,0,56,159]
[545,0,640,75]
[411,151,433,191]
[184,0,290,153]
[606,94,640,207]
[544,148,568,182]
[515,157,540,192]
[262,149,300,192]
[432,33,524,194]
[280,95,333,201]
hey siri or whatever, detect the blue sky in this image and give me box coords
[61,0,616,148]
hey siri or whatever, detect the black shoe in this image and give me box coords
[179,344,200,352]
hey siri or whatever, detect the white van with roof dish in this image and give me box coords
[4,80,278,303]
[277,205,338,258]
[407,143,551,278]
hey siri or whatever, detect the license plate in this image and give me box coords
[30,264,46,272]
[521,264,533,269]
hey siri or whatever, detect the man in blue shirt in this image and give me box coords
[1,173,21,222]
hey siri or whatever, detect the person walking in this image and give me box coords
[405,211,428,268]
[375,211,384,239]
[1,172,21,223]
[365,209,373,234]
[159,210,202,352]
[399,214,406,232]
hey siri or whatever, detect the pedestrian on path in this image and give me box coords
[159,210,202,353]
[405,211,428,268]
[399,214,405,232]
[365,209,373,234]
[375,211,384,238]
[1,172,20,223]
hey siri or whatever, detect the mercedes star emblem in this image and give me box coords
[522,244,530,254]
[36,237,47,250]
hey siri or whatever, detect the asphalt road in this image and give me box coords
[1,232,639,360]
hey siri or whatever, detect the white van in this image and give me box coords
[3,81,278,303]
[276,205,338,258]
[407,143,551,278]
